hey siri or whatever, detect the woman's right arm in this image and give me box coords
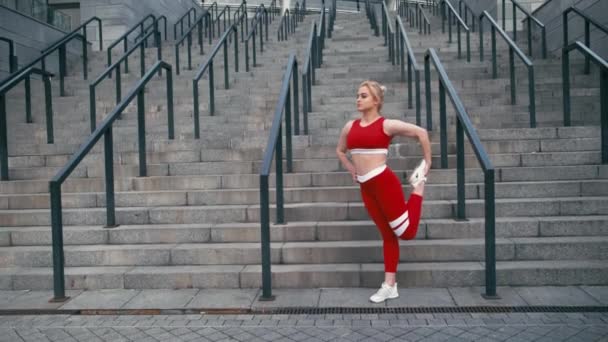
[336,120,357,182]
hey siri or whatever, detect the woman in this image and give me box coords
[336,80,432,303]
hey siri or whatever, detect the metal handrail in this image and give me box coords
[154,15,168,41]
[245,6,269,72]
[206,1,219,36]
[0,67,54,180]
[564,7,608,75]
[302,20,319,136]
[479,10,536,128]
[175,10,212,75]
[424,48,498,300]
[500,0,547,59]
[440,0,470,62]
[416,3,431,34]
[277,9,296,41]
[259,53,299,302]
[174,7,197,40]
[270,0,279,18]
[216,5,232,38]
[0,37,18,73]
[396,16,423,127]
[49,60,174,302]
[0,17,102,97]
[192,24,239,138]
[233,0,249,41]
[562,42,608,155]
[328,0,337,38]
[399,1,430,34]
[90,29,165,133]
[457,0,476,32]
[317,1,327,65]
[380,1,396,64]
[107,14,156,70]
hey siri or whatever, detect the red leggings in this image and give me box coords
[359,166,423,273]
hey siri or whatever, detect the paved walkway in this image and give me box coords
[0,286,605,341]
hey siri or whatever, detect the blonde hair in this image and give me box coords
[358,80,386,112]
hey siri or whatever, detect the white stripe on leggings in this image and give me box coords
[389,210,409,229]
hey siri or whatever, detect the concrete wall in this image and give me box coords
[531,0,608,58]
[80,0,203,50]
[0,5,82,80]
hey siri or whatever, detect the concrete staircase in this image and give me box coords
[0,4,606,291]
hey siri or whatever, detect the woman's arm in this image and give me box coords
[336,120,357,182]
[384,119,432,175]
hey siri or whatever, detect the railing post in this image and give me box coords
[425,55,432,131]
[528,66,536,128]
[259,175,274,301]
[542,26,547,59]
[479,16,484,62]
[509,48,515,104]
[25,75,32,123]
[601,70,608,164]
[456,118,466,219]
[407,56,413,109]
[286,86,293,173]
[167,66,175,140]
[415,69,421,127]
[275,125,285,224]
[175,45,181,76]
[137,89,147,177]
[501,0,505,31]
[104,128,117,228]
[466,30,471,62]
[527,17,532,57]
[512,3,516,41]
[49,181,67,302]
[209,61,215,115]
[44,75,54,144]
[439,81,447,169]
[448,10,452,43]
[224,40,229,89]
[0,95,8,180]
[245,39,250,72]
[90,86,96,133]
[562,48,571,127]
[483,169,498,299]
[188,32,193,70]
[584,21,590,74]
[83,27,88,81]
[193,81,200,139]
[491,26,497,78]
[235,28,239,73]
[59,44,67,97]
[293,66,300,136]
[457,24,461,59]
[140,42,145,77]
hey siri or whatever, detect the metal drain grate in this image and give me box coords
[256,306,608,315]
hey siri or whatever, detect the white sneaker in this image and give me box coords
[369,282,399,303]
[408,160,427,187]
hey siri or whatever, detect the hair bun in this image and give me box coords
[380,85,387,93]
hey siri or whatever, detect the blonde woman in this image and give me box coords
[336,80,431,303]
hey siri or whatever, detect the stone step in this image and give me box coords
[2,179,608,209]
[2,214,607,247]
[0,196,607,226]
[0,236,605,268]
[0,259,605,290]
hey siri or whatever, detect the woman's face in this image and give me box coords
[356,86,379,113]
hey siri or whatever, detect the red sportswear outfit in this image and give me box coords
[346,117,423,273]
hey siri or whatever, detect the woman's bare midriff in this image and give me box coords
[352,154,388,176]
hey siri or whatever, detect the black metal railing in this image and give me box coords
[175,10,212,75]
[302,1,328,136]
[424,48,497,300]
[216,5,232,38]
[90,29,166,133]
[500,0,546,59]
[562,43,607,156]
[107,14,159,75]
[0,68,53,180]
[479,10,536,128]
[416,3,431,34]
[206,1,219,37]
[233,0,249,41]
[457,0,476,32]
[563,7,608,75]
[380,1,396,64]
[399,1,431,34]
[277,9,295,41]
[328,0,337,38]
[245,6,270,72]
[0,37,18,73]
[174,7,198,40]
[259,53,300,301]
[48,60,174,301]
[440,0,470,61]
[192,24,239,138]
[396,16,423,127]
[0,17,102,97]
[269,0,279,19]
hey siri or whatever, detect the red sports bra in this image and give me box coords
[346,117,392,154]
